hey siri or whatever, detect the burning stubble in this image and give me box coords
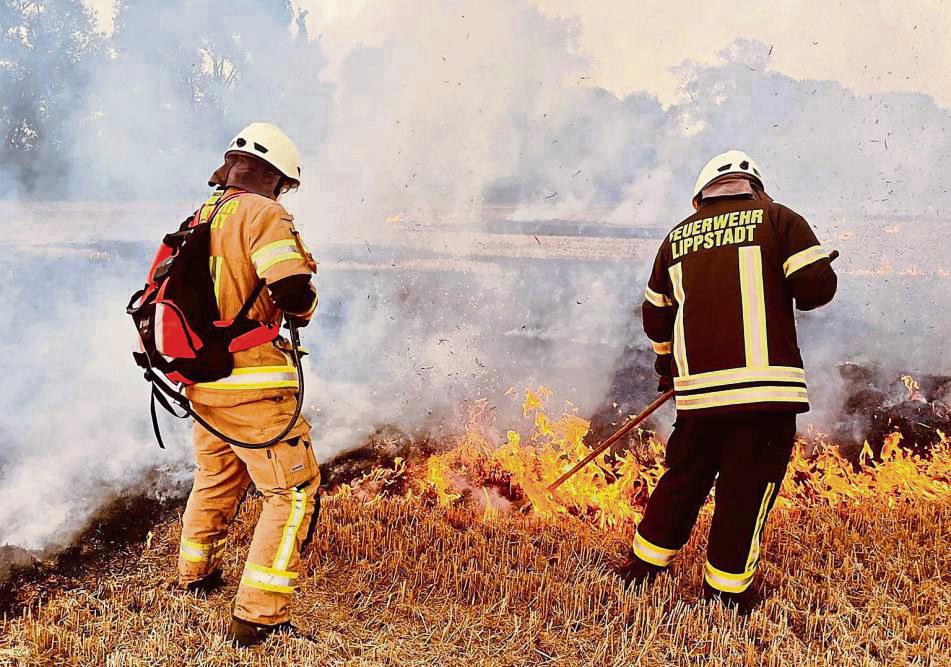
[0,0,950,561]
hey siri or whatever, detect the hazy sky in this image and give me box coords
[83,0,951,107]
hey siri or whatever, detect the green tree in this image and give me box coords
[71,0,330,198]
[0,0,101,197]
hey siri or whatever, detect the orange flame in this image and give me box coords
[901,375,923,402]
[342,388,951,525]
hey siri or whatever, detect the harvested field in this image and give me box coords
[0,493,949,666]
[2,389,950,666]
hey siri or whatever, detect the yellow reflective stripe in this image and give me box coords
[784,245,828,277]
[644,286,672,308]
[674,366,805,391]
[677,386,808,410]
[273,489,307,572]
[179,537,227,562]
[196,381,299,391]
[632,531,678,567]
[651,340,672,355]
[240,576,295,595]
[245,562,299,579]
[257,252,303,276]
[668,263,689,375]
[745,483,776,572]
[231,365,296,375]
[252,239,299,260]
[194,365,299,391]
[705,561,755,594]
[195,380,298,391]
[241,562,298,594]
[209,256,222,303]
[179,548,207,563]
[739,246,768,368]
[181,537,226,551]
[252,240,302,276]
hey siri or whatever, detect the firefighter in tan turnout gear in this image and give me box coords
[619,150,837,610]
[177,123,320,646]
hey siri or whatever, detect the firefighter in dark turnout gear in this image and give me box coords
[619,150,837,608]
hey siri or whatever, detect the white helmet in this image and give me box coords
[692,150,764,210]
[226,122,302,186]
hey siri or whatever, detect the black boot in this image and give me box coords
[617,551,665,589]
[702,581,757,616]
[226,616,296,648]
[185,568,225,595]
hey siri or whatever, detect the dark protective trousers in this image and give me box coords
[632,412,796,594]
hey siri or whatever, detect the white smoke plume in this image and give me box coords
[0,0,949,551]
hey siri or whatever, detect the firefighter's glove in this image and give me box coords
[655,354,674,393]
[284,313,311,329]
[270,275,317,328]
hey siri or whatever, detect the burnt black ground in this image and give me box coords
[0,493,182,618]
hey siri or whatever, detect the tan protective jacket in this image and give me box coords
[186,189,318,408]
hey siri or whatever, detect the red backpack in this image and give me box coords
[127,190,303,449]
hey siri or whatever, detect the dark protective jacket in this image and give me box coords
[642,195,836,416]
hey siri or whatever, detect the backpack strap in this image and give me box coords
[233,278,267,324]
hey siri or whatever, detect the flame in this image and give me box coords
[340,388,951,525]
[901,375,923,402]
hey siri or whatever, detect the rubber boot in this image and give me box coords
[185,568,225,595]
[617,550,665,590]
[227,616,296,648]
[701,581,757,616]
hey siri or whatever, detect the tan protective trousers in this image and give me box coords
[178,396,319,626]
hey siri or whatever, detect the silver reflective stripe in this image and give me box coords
[674,366,806,391]
[668,263,689,376]
[632,531,678,567]
[179,542,208,562]
[677,386,808,410]
[273,489,308,571]
[644,286,672,308]
[179,537,226,563]
[251,240,301,275]
[242,563,297,590]
[784,245,828,277]
[203,371,296,386]
[739,246,768,367]
[194,365,299,390]
[745,483,776,572]
[704,562,755,594]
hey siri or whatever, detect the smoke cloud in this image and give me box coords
[0,0,949,551]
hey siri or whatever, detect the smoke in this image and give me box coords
[1,0,950,551]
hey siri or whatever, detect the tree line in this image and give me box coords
[0,0,329,199]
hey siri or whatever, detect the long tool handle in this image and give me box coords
[547,389,675,492]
